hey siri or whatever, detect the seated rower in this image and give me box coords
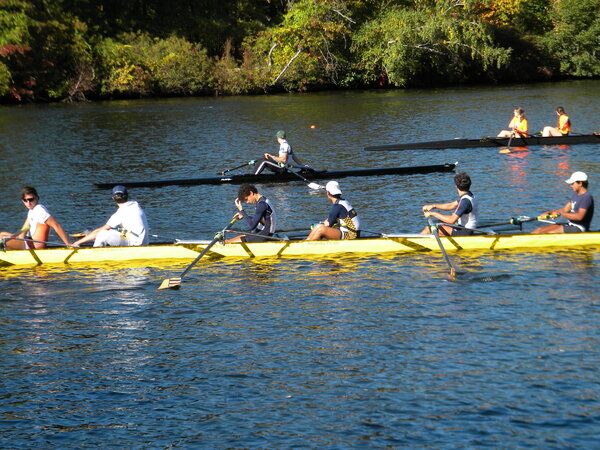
[542,106,570,137]
[226,184,277,243]
[72,185,148,247]
[532,171,594,234]
[0,186,71,249]
[420,172,479,236]
[253,130,310,175]
[497,107,528,138]
[306,181,361,240]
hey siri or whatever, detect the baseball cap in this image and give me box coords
[325,180,342,196]
[276,130,286,139]
[565,171,588,184]
[112,185,128,196]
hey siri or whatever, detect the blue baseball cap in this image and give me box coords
[112,185,128,196]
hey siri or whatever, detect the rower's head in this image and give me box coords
[238,184,259,203]
[454,172,472,192]
[276,130,286,141]
[21,186,39,209]
[325,181,342,199]
[111,185,129,204]
[556,106,566,115]
[565,171,588,189]
[514,107,525,117]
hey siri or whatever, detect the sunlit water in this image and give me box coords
[1,81,599,447]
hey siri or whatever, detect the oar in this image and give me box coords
[498,132,515,154]
[158,217,237,290]
[287,170,324,190]
[218,161,255,176]
[1,236,72,249]
[427,217,459,280]
[509,214,557,225]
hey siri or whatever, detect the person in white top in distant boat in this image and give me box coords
[420,172,479,236]
[0,186,72,249]
[253,130,310,175]
[72,185,149,247]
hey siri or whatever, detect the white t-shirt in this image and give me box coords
[27,204,51,238]
[279,140,292,165]
[106,201,148,245]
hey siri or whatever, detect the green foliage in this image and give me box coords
[538,0,600,77]
[352,1,511,86]
[95,33,214,96]
[213,39,272,95]
[254,0,357,90]
[0,61,11,95]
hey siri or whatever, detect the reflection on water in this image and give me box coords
[1,81,600,447]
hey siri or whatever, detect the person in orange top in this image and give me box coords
[497,108,528,138]
[542,106,571,136]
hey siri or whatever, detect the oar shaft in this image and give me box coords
[427,218,457,276]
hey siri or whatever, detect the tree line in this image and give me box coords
[1,0,598,103]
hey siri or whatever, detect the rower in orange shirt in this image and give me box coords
[497,108,529,138]
[542,106,571,137]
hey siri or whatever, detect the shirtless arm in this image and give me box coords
[46,216,72,246]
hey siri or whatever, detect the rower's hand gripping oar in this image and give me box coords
[427,217,459,281]
[218,161,255,176]
[158,217,237,290]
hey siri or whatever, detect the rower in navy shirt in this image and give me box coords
[421,172,479,236]
[306,181,361,240]
[532,171,594,234]
[226,184,277,243]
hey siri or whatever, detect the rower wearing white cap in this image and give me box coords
[532,171,594,234]
[72,185,149,247]
[306,181,361,240]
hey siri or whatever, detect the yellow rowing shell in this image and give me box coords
[2,232,600,266]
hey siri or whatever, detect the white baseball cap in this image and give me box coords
[325,180,342,195]
[565,171,588,184]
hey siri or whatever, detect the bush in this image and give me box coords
[94,33,214,97]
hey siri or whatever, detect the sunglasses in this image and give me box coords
[22,197,37,203]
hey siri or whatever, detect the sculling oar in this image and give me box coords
[158,217,237,290]
[287,170,324,190]
[1,235,71,250]
[427,217,460,280]
[218,161,255,176]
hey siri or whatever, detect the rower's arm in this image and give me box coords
[72,224,110,247]
[46,216,72,246]
[422,200,458,212]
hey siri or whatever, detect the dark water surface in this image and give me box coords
[1,81,599,447]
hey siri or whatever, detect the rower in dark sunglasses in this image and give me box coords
[0,186,72,249]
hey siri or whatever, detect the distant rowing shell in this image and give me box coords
[364,134,600,151]
[94,163,457,189]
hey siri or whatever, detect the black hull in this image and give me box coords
[364,134,600,151]
[94,163,456,189]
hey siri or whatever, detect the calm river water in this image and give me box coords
[1,81,599,447]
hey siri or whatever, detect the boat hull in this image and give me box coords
[364,134,600,151]
[94,163,456,189]
[2,233,599,266]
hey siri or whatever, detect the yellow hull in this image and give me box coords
[2,232,599,267]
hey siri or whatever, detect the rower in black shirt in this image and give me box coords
[226,184,277,243]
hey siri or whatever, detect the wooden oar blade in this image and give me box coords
[158,277,182,290]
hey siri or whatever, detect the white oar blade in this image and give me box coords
[307,182,324,190]
[158,277,182,290]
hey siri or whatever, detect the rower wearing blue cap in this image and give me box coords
[72,185,149,247]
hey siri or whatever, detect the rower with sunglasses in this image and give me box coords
[72,185,148,247]
[0,186,72,249]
